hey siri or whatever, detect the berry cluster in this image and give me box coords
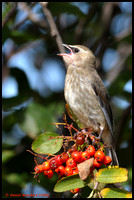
[34,146,111,178]
[31,120,113,194]
[33,131,112,194]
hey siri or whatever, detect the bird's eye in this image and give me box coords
[73,48,79,53]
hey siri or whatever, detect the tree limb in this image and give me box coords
[40,2,65,54]
[2,2,17,27]
[18,2,47,28]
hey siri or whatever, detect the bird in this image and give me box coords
[58,44,119,166]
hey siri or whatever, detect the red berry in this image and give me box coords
[71,151,82,163]
[93,158,102,168]
[103,156,112,165]
[55,165,65,176]
[76,133,85,145]
[64,166,73,176]
[81,151,90,161]
[60,152,69,164]
[56,155,62,165]
[68,145,78,154]
[66,158,77,168]
[49,156,61,170]
[90,165,95,174]
[44,169,53,178]
[72,167,79,175]
[70,188,80,194]
[94,150,105,162]
[86,145,95,156]
[42,161,50,171]
[34,165,43,174]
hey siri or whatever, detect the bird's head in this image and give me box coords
[58,44,96,69]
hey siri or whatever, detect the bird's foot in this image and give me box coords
[94,126,104,141]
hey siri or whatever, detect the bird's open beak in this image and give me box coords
[57,44,73,59]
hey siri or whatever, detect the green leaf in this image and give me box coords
[2,3,13,20]
[2,27,38,45]
[88,169,106,190]
[54,174,91,192]
[2,150,15,163]
[10,30,38,45]
[49,2,85,18]
[2,95,31,111]
[32,132,63,154]
[95,167,128,183]
[18,102,62,139]
[3,101,64,138]
[66,104,84,129]
[100,188,132,198]
[5,173,27,188]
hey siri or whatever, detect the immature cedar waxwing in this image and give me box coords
[58,44,119,165]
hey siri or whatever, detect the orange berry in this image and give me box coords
[94,150,105,162]
[103,156,112,165]
[70,188,80,194]
[42,161,50,171]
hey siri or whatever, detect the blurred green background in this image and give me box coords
[2,2,132,198]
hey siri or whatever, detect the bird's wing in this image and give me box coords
[91,81,119,165]
[90,80,114,138]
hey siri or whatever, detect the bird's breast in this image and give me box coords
[64,68,106,131]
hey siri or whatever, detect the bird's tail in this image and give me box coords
[111,147,119,166]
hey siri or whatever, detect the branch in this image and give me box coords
[40,2,65,54]
[106,43,132,84]
[18,2,47,28]
[12,3,37,30]
[91,2,121,70]
[74,3,97,44]
[2,2,17,27]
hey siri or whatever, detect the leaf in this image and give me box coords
[100,188,132,198]
[88,169,106,190]
[95,167,128,183]
[2,2,13,20]
[2,26,38,45]
[49,2,85,18]
[5,173,27,188]
[2,95,31,111]
[2,150,15,163]
[19,102,62,139]
[66,104,84,129]
[77,158,94,180]
[54,174,91,192]
[3,101,64,138]
[10,30,38,45]
[32,132,63,154]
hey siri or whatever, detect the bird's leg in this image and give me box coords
[94,126,104,141]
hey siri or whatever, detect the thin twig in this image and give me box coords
[40,2,65,54]
[106,43,132,84]
[75,3,97,44]
[12,3,36,30]
[18,2,47,28]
